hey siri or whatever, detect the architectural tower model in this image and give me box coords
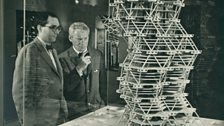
[104,0,202,125]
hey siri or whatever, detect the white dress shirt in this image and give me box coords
[72,46,87,55]
[37,37,57,70]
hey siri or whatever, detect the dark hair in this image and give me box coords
[36,12,58,26]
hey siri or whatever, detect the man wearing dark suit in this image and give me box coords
[59,22,106,120]
[12,12,68,126]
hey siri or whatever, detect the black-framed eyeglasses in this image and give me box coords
[44,25,62,32]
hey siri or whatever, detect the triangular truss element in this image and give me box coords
[104,0,203,125]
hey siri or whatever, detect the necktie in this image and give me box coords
[46,45,53,50]
[78,52,90,58]
[45,45,57,70]
[78,53,83,58]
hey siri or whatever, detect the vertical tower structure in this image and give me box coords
[105,0,201,125]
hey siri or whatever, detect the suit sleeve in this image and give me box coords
[12,46,37,126]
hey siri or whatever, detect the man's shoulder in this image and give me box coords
[58,50,67,57]
[58,48,71,58]
[19,40,38,53]
[26,41,37,48]
[89,48,102,55]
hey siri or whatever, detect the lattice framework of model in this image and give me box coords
[104,0,202,125]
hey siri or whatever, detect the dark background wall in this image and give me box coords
[1,0,4,126]
[3,0,17,124]
[2,0,224,125]
[183,0,224,119]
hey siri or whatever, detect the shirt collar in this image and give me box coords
[72,46,87,54]
[37,36,51,48]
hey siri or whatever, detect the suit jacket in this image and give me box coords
[59,47,107,116]
[12,38,68,126]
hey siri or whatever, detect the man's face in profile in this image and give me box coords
[70,29,89,52]
[39,16,61,43]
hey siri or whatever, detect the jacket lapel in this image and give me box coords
[87,50,93,75]
[34,38,61,79]
[68,47,78,57]
[52,49,63,79]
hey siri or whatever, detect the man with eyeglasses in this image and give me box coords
[12,12,68,126]
[59,22,107,120]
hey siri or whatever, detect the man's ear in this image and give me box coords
[68,35,72,42]
[37,25,42,33]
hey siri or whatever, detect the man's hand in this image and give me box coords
[80,52,91,70]
[76,52,91,76]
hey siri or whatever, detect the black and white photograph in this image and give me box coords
[0,0,224,126]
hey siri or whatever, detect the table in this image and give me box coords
[60,106,224,126]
